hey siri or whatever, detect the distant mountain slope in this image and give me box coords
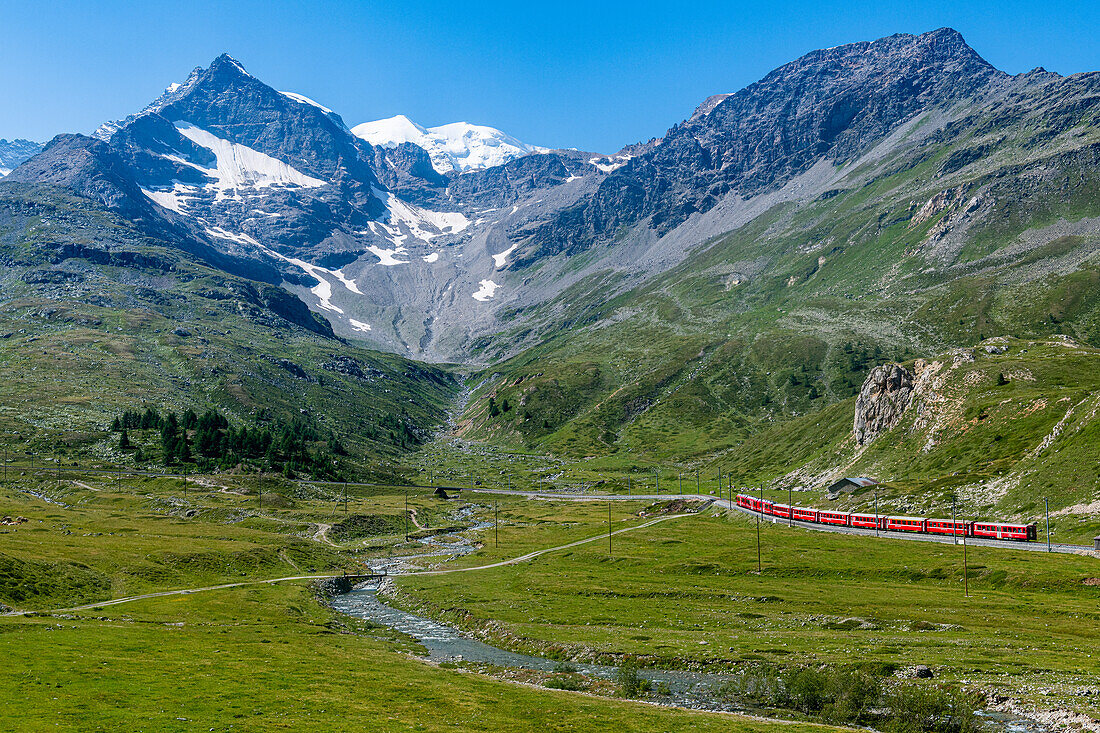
[0,138,42,176]
[456,30,1100,473]
[352,115,549,174]
[0,181,457,479]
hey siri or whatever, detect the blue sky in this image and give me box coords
[2,0,1098,153]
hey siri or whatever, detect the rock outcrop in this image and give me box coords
[854,363,915,445]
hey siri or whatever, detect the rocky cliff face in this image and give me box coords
[520,28,1004,263]
[0,139,43,175]
[854,364,915,445]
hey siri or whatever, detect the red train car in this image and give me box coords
[848,512,883,529]
[885,516,927,533]
[818,510,849,526]
[733,494,1036,542]
[792,506,819,522]
[925,519,969,537]
[971,521,1038,541]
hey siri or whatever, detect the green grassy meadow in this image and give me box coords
[393,497,1100,718]
[0,470,850,731]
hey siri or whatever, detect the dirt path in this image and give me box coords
[312,523,336,546]
[9,512,697,616]
[401,512,694,576]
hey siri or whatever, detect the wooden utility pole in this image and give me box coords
[962,521,969,598]
[608,500,612,556]
[756,485,763,573]
[875,486,880,537]
[494,500,499,547]
[343,481,348,514]
[788,485,793,527]
[405,490,410,541]
[678,472,682,495]
[1045,498,1051,552]
[954,496,968,598]
[654,469,659,495]
[696,470,700,494]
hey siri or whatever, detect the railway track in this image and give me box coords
[464,488,1095,556]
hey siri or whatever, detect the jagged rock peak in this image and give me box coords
[854,363,915,445]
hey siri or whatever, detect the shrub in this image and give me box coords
[884,683,981,733]
[545,675,584,691]
[615,661,651,698]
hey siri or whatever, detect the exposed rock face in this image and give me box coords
[854,363,915,445]
[523,28,1003,262]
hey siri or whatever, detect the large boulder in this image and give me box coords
[854,363,915,445]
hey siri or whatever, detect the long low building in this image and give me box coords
[826,477,878,494]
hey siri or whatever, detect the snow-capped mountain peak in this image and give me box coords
[352,115,548,174]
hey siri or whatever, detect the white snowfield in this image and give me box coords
[279,91,336,116]
[589,154,633,174]
[352,115,548,174]
[141,183,194,214]
[472,279,500,301]
[173,122,326,199]
[492,243,518,269]
[365,187,470,261]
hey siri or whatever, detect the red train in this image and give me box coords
[735,494,1037,541]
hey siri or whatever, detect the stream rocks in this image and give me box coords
[854,363,915,445]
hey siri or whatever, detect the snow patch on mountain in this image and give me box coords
[142,184,192,214]
[589,154,632,173]
[205,226,261,246]
[492,243,517,268]
[366,243,410,266]
[173,122,326,198]
[280,91,336,115]
[352,115,548,174]
[349,319,372,333]
[472,279,500,301]
[368,187,470,251]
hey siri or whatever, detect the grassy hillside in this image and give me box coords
[0,185,459,481]
[456,91,1100,516]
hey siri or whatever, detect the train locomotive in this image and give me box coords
[735,494,1037,541]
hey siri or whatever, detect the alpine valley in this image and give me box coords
[6,22,1100,733]
[4,26,1100,511]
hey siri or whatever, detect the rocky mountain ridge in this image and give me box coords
[5,29,1100,370]
[0,138,43,176]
